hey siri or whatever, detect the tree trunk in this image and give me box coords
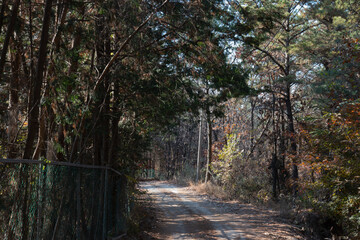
[93,10,111,166]
[23,0,53,159]
[32,108,46,159]
[22,2,53,238]
[250,97,256,158]
[0,0,7,35]
[196,111,202,182]
[0,0,20,82]
[44,0,70,161]
[285,83,298,197]
[7,39,21,158]
[109,80,120,166]
[271,154,279,199]
[101,34,111,166]
[205,109,212,184]
[278,104,287,187]
[271,92,278,199]
[285,13,298,198]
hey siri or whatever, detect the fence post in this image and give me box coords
[76,170,81,240]
[102,167,108,240]
[36,163,42,240]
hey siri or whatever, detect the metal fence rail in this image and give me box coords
[0,159,131,240]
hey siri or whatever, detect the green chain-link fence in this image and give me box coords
[0,159,132,240]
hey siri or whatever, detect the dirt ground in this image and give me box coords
[135,180,306,240]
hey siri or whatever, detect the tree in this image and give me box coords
[23,0,53,160]
[226,0,319,197]
[0,0,20,82]
[296,1,360,236]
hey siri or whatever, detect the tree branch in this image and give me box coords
[254,45,286,74]
[94,0,169,91]
[289,23,321,43]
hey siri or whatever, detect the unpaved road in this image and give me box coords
[140,181,304,240]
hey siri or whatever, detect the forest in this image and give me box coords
[0,0,359,239]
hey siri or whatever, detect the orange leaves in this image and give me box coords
[298,153,335,178]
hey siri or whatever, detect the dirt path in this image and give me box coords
[140,181,304,240]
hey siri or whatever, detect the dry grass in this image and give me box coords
[189,181,230,200]
[189,181,298,223]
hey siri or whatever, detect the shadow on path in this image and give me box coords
[140,181,303,240]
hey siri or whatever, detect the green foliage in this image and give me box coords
[299,98,360,237]
[211,132,271,202]
[212,133,242,185]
